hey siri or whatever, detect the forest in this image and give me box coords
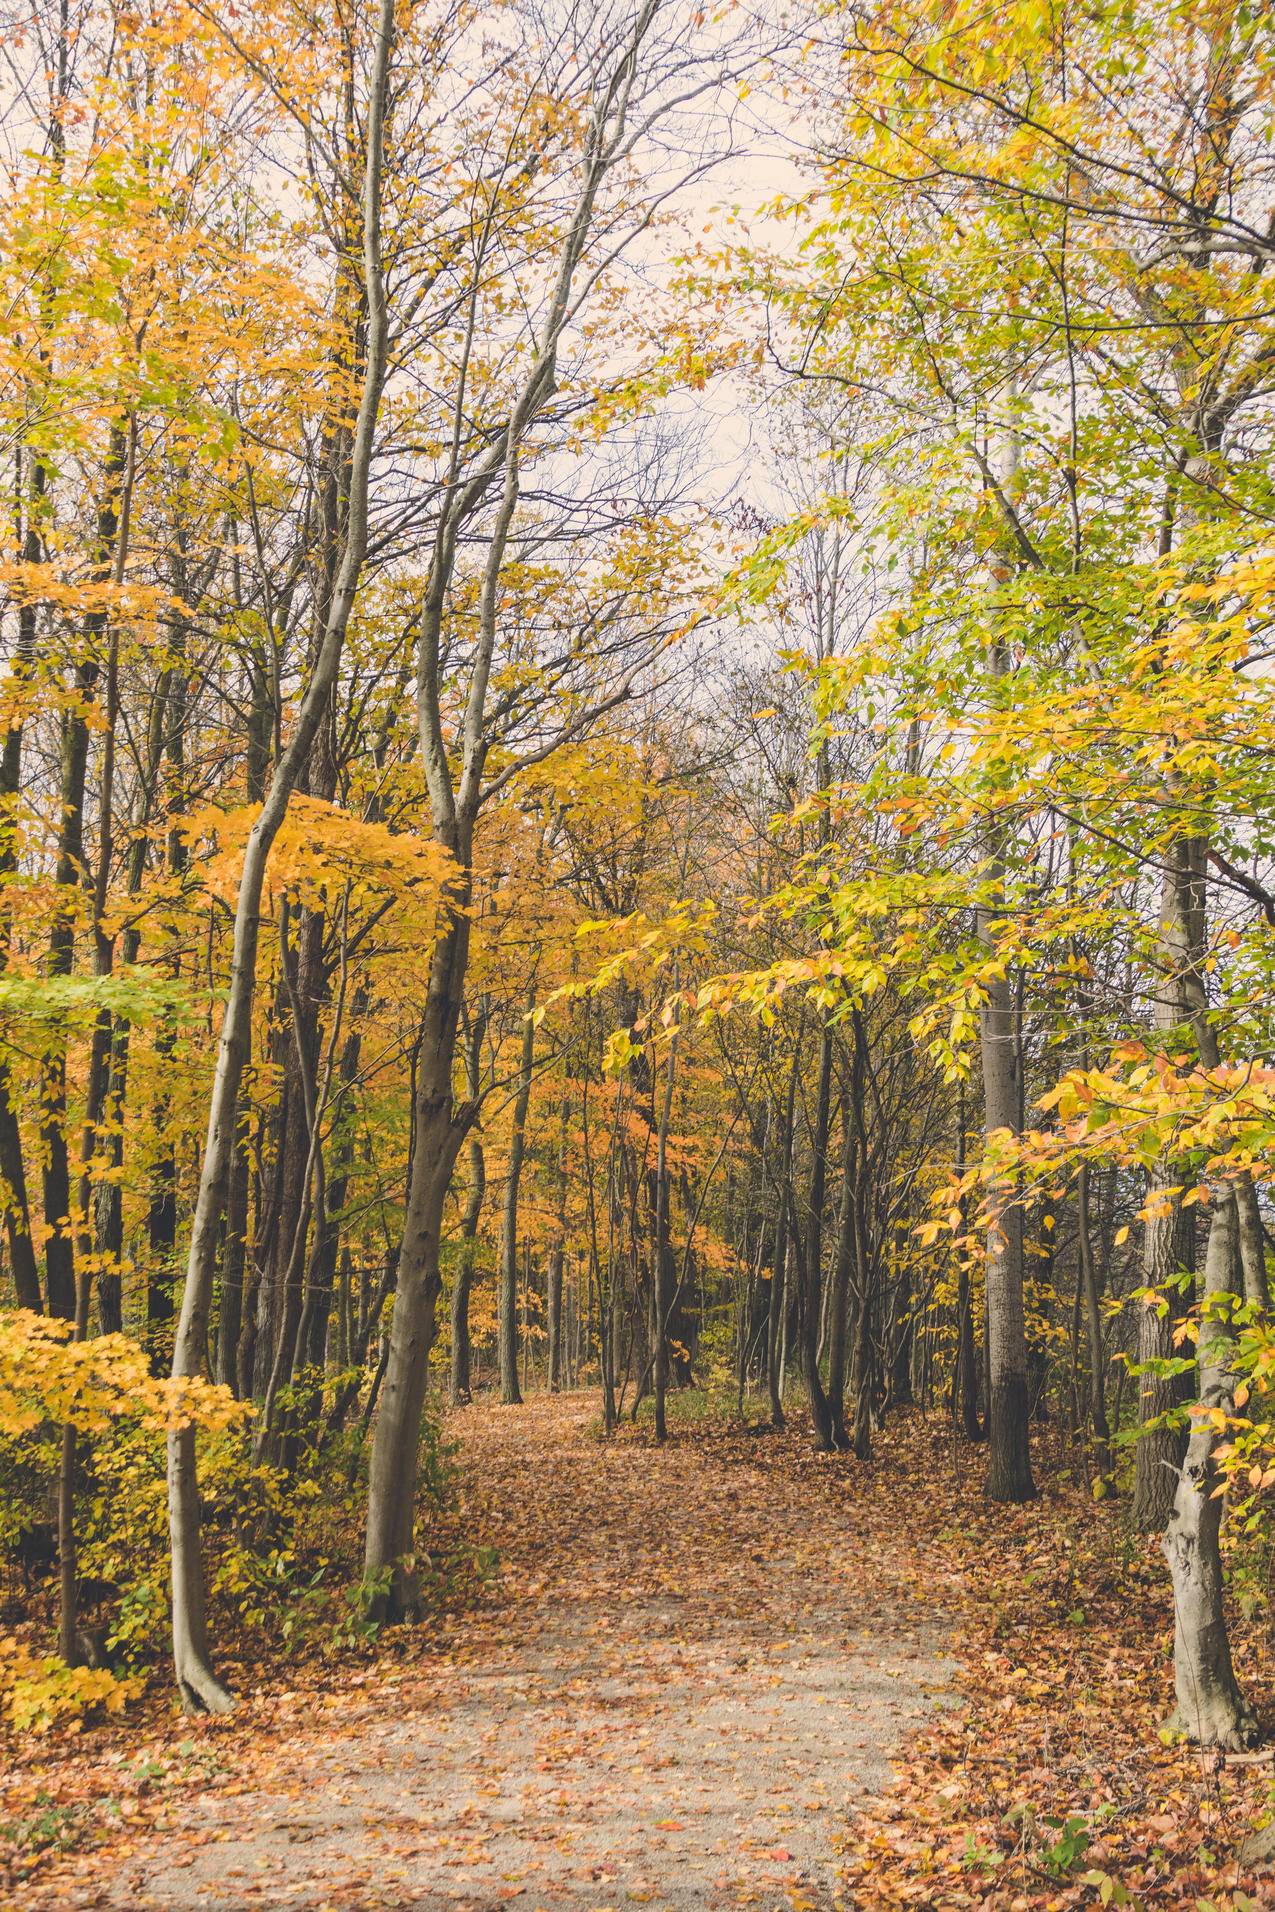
[3,0,1275,1905]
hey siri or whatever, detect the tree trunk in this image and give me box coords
[218,1124,251,1393]
[1164,1187,1256,1748]
[1135,837,1205,1529]
[499,1002,535,1405]
[1134,1177,1192,1528]
[166,0,393,1707]
[850,1257,873,1461]
[42,437,126,1322]
[547,1093,569,1390]
[0,447,45,1313]
[364,914,469,1615]
[0,1087,40,1312]
[888,1252,914,1410]
[651,1030,677,1442]
[980,950,1034,1501]
[450,1015,486,1406]
[825,1101,854,1451]
[766,1052,798,1430]
[1077,1162,1113,1488]
[801,1027,835,1449]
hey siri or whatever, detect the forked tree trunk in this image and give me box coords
[1164,1187,1256,1748]
[367,0,662,1594]
[166,0,393,1710]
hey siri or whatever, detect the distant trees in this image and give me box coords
[718,0,1275,1746]
[2,0,1275,1762]
[0,0,747,1696]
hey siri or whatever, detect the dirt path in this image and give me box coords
[38,1394,949,1911]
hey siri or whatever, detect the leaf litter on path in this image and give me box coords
[10,1392,949,1911]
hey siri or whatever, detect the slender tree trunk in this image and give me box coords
[546,1092,569,1390]
[1076,1162,1113,1487]
[450,1151,484,1404]
[1134,1174,1192,1528]
[43,431,128,1322]
[499,1002,535,1405]
[367,0,659,1580]
[979,953,1034,1500]
[952,1083,983,1440]
[217,1125,251,1394]
[0,1090,39,1311]
[766,1052,798,1430]
[978,798,1034,1500]
[166,4,393,1707]
[652,1030,677,1442]
[364,914,469,1615]
[57,1420,77,1663]
[1135,838,1204,1529]
[1164,1187,1255,1748]
[57,1262,92,1664]
[850,1249,873,1460]
[977,414,1034,1501]
[0,448,46,1313]
[826,1102,854,1451]
[801,1027,835,1449]
[450,1019,486,1405]
[889,1246,914,1411]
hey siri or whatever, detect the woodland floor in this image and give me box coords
[9,1392,1275,1911]
[12,1391,948,1911]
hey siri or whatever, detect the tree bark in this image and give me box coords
[825,1097,854,1451]
[42,428,128,1322]
[450,1020,485,1406]
[366,0,661,1594]
[1077,1162,1113,1488]
[1164,1187,1256,1748]
[652,1030,677,1442]
[976,610,1033,1500]
[166,0,393,1709]
[801,1027,835,1449]
[547,1095,568,1391]
[1135,836,1204,1529]
[0,447,46,1313]
[364,917,469,1614]
[499,1004,535,1405]
[980,942,1035,1501]
[766,1051,798,1430]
